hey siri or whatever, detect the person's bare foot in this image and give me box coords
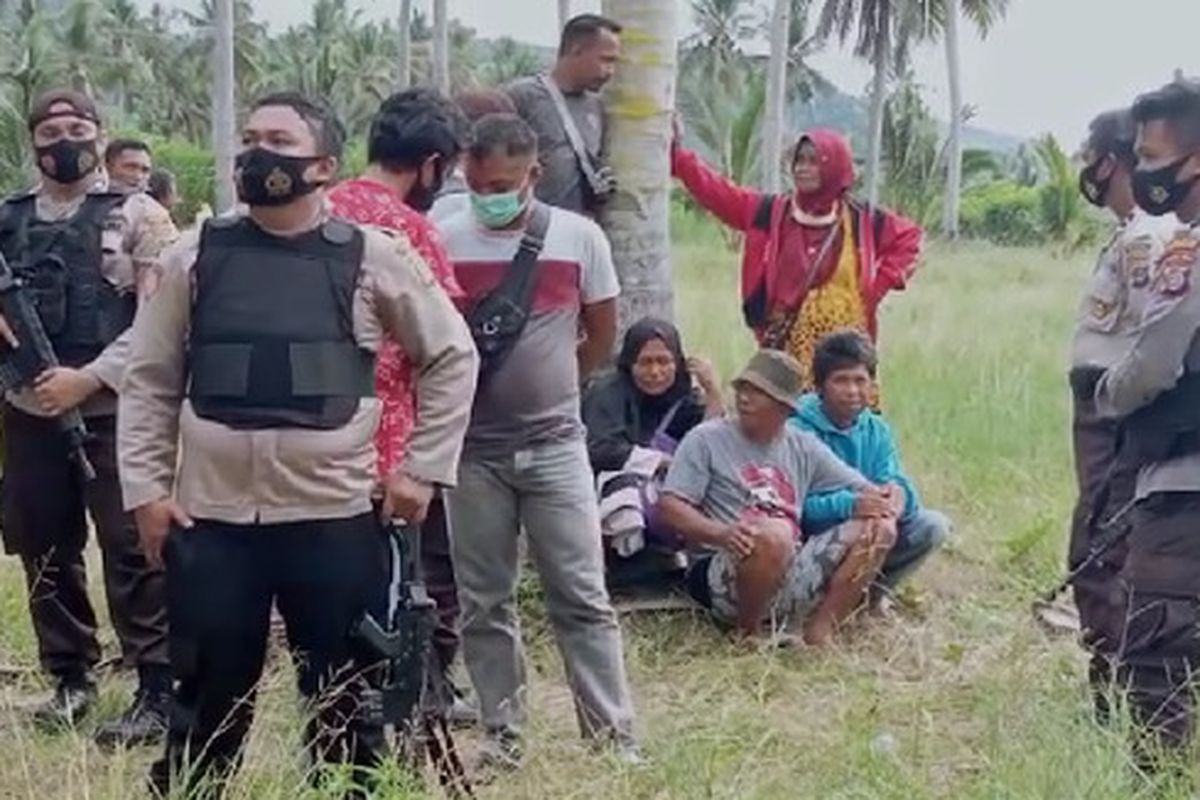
[802,616,836,647]
[868,591,899,620]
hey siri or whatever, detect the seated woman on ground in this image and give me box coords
[582,318,724,591]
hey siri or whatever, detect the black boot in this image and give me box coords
[95,667,171,749]
[33,676,97,730]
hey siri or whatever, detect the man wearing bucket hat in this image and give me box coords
[658,349,895,645]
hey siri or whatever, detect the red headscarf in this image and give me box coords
[792,128,855,216]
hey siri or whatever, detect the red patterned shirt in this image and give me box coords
[327,177,465,480]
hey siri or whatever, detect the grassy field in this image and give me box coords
[0,213,1187,799]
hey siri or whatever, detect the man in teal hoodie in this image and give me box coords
[793,331,950,598]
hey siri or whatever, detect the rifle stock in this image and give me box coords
[353,519,436,726]
[0,251,95,480]
[352,518,472,796]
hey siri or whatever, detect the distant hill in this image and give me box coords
[786,85,1025,155]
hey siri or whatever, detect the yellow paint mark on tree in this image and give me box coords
[618,27,657,47]
[610,95,664,121]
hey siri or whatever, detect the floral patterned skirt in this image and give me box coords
[768,285,880,407]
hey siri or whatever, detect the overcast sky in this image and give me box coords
[149,0,1198,145]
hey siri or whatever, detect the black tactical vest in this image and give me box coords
[1119,371,1200,468]
[0,192,136,367]
[187,217,376,430]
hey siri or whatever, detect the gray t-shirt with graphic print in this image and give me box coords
[663,418,869,551]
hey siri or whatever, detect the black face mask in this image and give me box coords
[35,138,99,184]
[1079,160,1111,208]
[1133,154,1200,216]
[405,161,446,213]
[234,147,325,207]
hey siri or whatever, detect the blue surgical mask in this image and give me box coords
[470,188,529,228]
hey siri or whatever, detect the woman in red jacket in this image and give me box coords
[672,128,923,396]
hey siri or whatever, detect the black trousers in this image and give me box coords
[1068,394,1136,711]
[422,496,460,676]
[2,406,168,682]
[1106,492,1200,763]
[155,512,390,796]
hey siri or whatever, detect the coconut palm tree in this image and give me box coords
[785,0,834,106]
[763,0,791,192]
[397,0,412,89]
[688,0,756,60]
[211,0,235,212]
[935,0,1008,237]
[478,37,544,88]
[816,0,902,206]
[601,0,678,327]
[432,0,448,94]
[0,0,58,115]
[882,0,1010,234]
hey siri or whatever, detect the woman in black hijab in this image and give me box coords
[584,318,724,473]
[583,319,724,590]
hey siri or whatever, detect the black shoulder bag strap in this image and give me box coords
[467,202,552,385]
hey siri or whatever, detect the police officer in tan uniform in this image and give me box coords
[0,89,177,745]
[118,92,477,796]
[1095,79,1200,766]
[1067,108,1176,720]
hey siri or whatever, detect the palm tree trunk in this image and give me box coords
[763,0,791,192]
[558,0,572,31]
[432,0,449,94]
[865,2,890,206]
[942,0,963,238]
[600,0,678,329]
[397,0,412,89]
[211,0,236,213]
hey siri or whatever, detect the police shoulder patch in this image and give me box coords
[1152,231,1200,298]
[1122,236,1155,285]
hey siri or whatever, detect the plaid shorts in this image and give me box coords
[698,523,860,628]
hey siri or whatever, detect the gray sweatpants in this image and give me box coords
[445,439,635,743]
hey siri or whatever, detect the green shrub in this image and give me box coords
[960,180,1046,247]
[147,137,215,226]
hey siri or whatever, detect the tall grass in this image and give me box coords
[0,215,1190,799]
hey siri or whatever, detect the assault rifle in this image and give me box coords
[0,250,95,480]
[352,519,471,797]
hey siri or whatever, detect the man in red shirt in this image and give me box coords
[327,89,473,719]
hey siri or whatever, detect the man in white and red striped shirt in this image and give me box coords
[438,113,639,769]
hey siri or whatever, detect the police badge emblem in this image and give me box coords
[264,167,293,198]
[1153,232,1199,298]
[1148,183,1170,206]
[1122,236,1154,284]
[1130,265,1151,289]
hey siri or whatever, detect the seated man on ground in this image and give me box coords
[658,349,896,645]
[792,331,950,611]
[582,317,724,590]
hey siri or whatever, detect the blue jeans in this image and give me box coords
[879,509,951,589]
